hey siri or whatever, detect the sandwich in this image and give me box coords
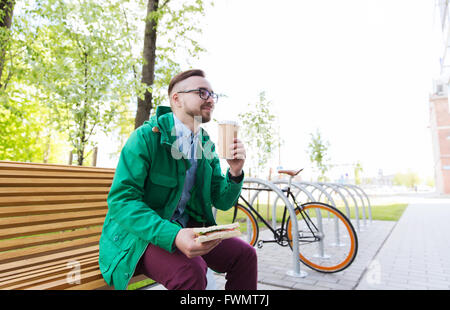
[193,222,241,243]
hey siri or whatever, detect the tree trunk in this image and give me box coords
[0,0,15,86]
[134,0,159,129]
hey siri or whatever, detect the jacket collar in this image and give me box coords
[149,105,211,146]
[144,106,215,163]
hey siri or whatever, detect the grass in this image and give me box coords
[127,278,156,290]
[336,203,408,221]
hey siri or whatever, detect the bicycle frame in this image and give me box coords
[238,185,312,245]
[238,182,323,245]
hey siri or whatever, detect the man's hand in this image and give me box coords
[227,138,246,176]
[174,228,221,259]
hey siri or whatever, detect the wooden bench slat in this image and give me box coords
[0,257,99,288]
[0,178,112,186]
[0,217,104,239]
[26,268,104,290]
[0,169,114,179]
[0,201,108,217]
[5,264,101,290]
[0,187,110,196]
[0,252,98,279]
[0,210,107,229]
[0,245,99,273]
[0,194,108,206]
[0,161,115,173]
[0,235,100,265]
[0,226,103,252]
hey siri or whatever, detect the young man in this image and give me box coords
[99,69,257,290]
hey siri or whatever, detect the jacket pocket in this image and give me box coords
[99,218,132,277]
[145,172,177,208]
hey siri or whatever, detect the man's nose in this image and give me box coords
[205,96,215,106]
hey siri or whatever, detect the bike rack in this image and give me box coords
[295,181,338,206]
[346,184,372,223]
[320,183,366,232]
[311,183,359,232]
[270,180,316,228]
[271,180,333,258]
[337,184,369,227]
[242,177,307,278]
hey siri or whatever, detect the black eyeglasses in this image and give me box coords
[177,88,219,103]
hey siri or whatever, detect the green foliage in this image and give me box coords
[307,129,330,182]
[14,0,144,165]
[147,0,211,108]
[0,0,213,165]
[354,161,363,185]
[393,170,421,189]
[238,91,281,177]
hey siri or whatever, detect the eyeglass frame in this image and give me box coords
[176,87,219,103]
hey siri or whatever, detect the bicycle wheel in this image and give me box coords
[215,203,259,246]
[286,202,358,273]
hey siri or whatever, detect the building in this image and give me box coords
[430,0,450,194]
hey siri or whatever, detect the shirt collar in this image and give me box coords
[173,114,200,155]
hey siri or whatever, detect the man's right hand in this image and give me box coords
[174,228,221,259]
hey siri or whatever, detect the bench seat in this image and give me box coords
[0,161,146,290]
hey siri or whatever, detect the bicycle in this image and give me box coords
[215,169,358,273]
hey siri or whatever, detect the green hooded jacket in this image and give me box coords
[98,106,244,290]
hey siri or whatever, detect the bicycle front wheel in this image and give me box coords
[215,203,259,246]
[286,202,358,273]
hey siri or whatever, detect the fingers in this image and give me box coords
[229,139,246,160]
[186,239,222,258]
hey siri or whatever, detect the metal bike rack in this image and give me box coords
[306,183,352,219]
[271,180,334,258]
[242,178,307,278]
[347,184,372,223]
[296,181,337,206]
[313,183,359,232]
[270,180,316,228]
[338,184,369,226]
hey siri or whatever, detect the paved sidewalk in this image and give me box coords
[356,197,450,290]
[144,195,450,290]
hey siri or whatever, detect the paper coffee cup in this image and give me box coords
[218,121,239,159]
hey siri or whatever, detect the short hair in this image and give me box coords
[168,69,205,98]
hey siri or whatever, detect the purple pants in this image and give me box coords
[135,236,258,290]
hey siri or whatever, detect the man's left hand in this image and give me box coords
[227,138,246,176]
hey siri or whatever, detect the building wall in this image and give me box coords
[429,95,450,194]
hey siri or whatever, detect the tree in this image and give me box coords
[134,0,210,129]
[354,161,363,185]
[307,129,330,182]
[0,0,15,88]
[238,91,281,177]
[22,0,142,165]
[393,171,421,189]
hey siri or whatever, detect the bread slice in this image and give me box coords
[193,222,241,243]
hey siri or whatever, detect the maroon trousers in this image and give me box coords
[135,236,258,290]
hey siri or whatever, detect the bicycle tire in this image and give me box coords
[286,202,358,273]
[215,203,259,246]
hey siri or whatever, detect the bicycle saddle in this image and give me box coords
[277,168,304,176]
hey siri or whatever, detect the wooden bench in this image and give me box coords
[0,160,148,290]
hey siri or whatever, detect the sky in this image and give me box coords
[98,0,440,181]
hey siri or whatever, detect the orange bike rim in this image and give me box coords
[237,205,257,246]
[287,204,356,272]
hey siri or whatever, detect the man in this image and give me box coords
[98,69,257,290]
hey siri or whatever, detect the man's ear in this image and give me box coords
[171,92,182,109]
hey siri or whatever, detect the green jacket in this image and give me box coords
[98,106,244,290]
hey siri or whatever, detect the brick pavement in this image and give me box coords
[356,197,450,290]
